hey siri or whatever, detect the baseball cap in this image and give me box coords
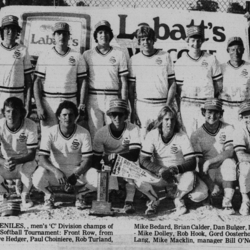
[1,15,21,30]
[106,99,128,116]
[202,98,223,112]
[238,100,250,115]
[0,200,21,217]
[227,36,244,48]
[186,26,204,39]
[94,20,111,31]
[53,22,70,34]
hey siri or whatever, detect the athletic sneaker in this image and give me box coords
[170,198,187,217]
[21,193,33,209]
[239,202,250,216]
[222,197,235,215]
[124,201,135,214]
[43,198,55,209]
[223,207,235,215]
[75,198,88,210]
[145,199,160,215]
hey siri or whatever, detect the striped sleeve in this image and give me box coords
[190,132,203,158]
[93,130,105,156]
[81,130,93,158]
[233,127,248,153]
[34,52,46,78]
[118,50,129,76]
[212,55,222,81]
[26,120,38,149]
[24,48,33,75]
[129,125,141,150]
[128,57,136,82]
[77,54,87,79]
[166,53,175,80]
[141,131,154,157]
[174,59,184,85]
[39,128,52,156]
[224,125,234,150]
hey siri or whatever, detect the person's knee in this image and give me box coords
[221,159,237,181]
[32,167,48,189]
[239,162,250,178]
[178,171,195,192]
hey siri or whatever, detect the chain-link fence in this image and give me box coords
[3,0,249,13]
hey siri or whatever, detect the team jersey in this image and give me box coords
[39,124,92,171]
[0,43,33,101]
[191,121,234,161]
[175,51,222,99]
[35,47,87,99]
[141,129,195,167]
[83,46,128,94]
[93,122,141,156]
[128,49,175,100]
[0,118,38,159]
[220,61,250,102]
[233,124,250,154]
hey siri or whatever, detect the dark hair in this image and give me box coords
[146,105,181,134]
[93,26,114,43]
[1,25,21,40]
[137,26,156,45]
[2,97,26,118]
[55,101,78,119]
[201,108,224,118]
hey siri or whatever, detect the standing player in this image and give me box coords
[32,101,97,209]
[219,37,250,126]
[83,20,129,140]
[128,25,176,139]
[140,106,207,216]
[0,97,38,208]
[93,99,141,213]
[0,15,33,115]
[191,98,237,214]
[34,22,87,132]
[175,25,223,137]
[233,100,250,215]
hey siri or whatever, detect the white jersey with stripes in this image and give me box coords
[0,43,33,102]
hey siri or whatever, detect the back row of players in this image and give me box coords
[0,15,250,216]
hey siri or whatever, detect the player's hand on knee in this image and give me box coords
[4,158,17,172]
[67,173,79,186]
[159,166,179,182]
[54,169,66,185]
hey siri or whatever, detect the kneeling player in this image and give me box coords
[191,98,237,215]
[140,106,208,216]
[0,97,38,208]
[33,101,97,209]
[233,100,250,215]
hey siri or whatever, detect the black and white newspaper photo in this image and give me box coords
[0,0,250,249]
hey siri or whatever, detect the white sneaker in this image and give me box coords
[239,202,250,216]
[145,199,160,215]
[21,193,34,209]
[222,207,235,215]
[170,198,187,218]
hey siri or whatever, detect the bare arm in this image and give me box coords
[24,74,33,117]
[166,79,176,106]
[33,76,46,120]
[75,156,92,177]
[176,84,182,111]
[120,75,128,101]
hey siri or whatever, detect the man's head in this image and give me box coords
[238,100,250,128]
[186,26,204,51]
[93,20,114,44]
[0,15,21,42]
[153,106,180,136]
[53,22,70,47]
[136,26,156,54]
[2,97,26,125]
[227,37,244,63]
[106,99,129,130]
[56,101,78,128]
[201,98,223,125]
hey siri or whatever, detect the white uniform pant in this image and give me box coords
[0,161,37,195]
[87,94,116,141]
[136,100,166,139]
[180,98,204,137]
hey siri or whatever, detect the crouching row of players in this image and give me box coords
[1,96,250,216]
